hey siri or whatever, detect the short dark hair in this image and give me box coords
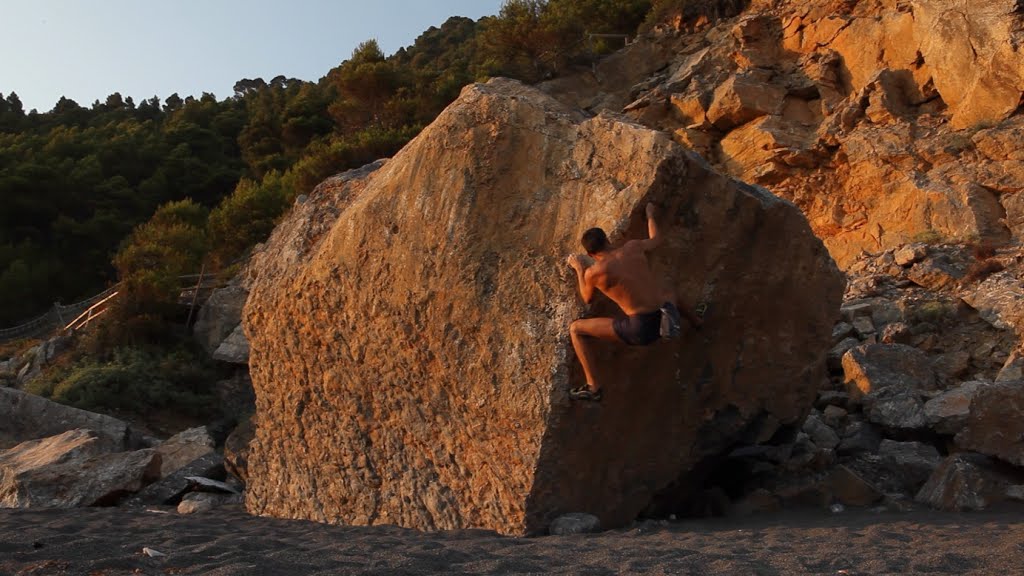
[581,227,610,254]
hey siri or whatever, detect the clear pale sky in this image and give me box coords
[0,0,506,113]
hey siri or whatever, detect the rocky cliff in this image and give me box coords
[543,0,1024,268]
[242,79,844,535]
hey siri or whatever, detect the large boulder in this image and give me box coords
[129,452,226,506]
[243,79,845,535]
[916,452,1024,512]
[0,430,159,508]
[924,381,991,435]
[955,382,1024,466]
[0,387,133,451]
[842,344,935,430]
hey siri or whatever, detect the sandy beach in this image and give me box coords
[2,505,1023,575]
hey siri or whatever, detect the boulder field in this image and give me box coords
[242,79,845,535]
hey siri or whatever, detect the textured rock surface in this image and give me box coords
[956,382,1024,466]
[842,344,936,400]
[193,281,248,355]
[155,427,215,478]
[130,452,225,506]
[915,453,1024,512]
[0,387,132,452]
[212,325,250,364]
[0,430,159,508]
[962,271,1024,338]
[924,381,990,435]
[543,0,1024,268]
[224,418,254,486]
[243,79,844,535]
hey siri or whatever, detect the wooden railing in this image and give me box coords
[0,270,231,344]
[62,290,121,334]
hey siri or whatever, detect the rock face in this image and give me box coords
[542,0,1024,268]
[243,79,845,535]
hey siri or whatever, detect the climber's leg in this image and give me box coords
[569,317,619,397]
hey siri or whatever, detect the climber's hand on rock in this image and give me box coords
[566,254,584,271]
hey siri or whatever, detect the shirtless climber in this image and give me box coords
[565,202,702,402]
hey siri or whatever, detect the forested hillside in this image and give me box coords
[0,0,713,327]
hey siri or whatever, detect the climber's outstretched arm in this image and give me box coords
[635,202,664,252]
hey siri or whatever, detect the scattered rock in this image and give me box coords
[815,391,849,411]
[828,338,860,372]
[706,71,786,130]
[924,381,990,435]
[192,281,248,355]
[837,421,882,457]
[212,324,250,365]
[155,427,215,479]
[177,492,242,515]
[821,405,847,429]
[549,513,601,535]
[130,452,225,506]
[842,344,936,401]
[863,386,928,431]
[802,415,839,450]
[832,322,854,343]
[916,453,1024,512]
[996,350,1024,382]
[185,476,239,494]
[877,440,942,492]
[894,245,927,266]
[961,272,1024,337]
[852,316,875,339]
[0,430,160,508]
[933,351,972,386]
[955,382,1024,466]
[879,322,912,345]
[908,256,966,291]
[828,465,883,507]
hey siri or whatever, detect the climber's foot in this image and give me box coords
[570,385,602,402]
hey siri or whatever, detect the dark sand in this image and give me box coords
[1,506,1022,575]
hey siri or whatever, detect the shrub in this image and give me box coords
[641,0,750,31]
[25,345,221,418]
[910,301,956,325]
[911,229,944,245]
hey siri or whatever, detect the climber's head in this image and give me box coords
[581,227,610,256]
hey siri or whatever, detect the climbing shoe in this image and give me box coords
[660,302,682,339]
[570,385,603,402]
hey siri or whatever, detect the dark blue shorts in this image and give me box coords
[613,309,662,346]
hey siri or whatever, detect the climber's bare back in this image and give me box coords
[585,241,665,315]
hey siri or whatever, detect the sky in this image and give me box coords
[0,0,506,113]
